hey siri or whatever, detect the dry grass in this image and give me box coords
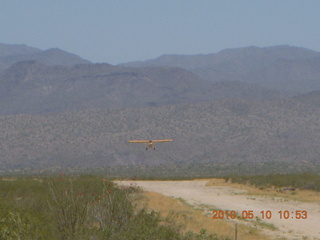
[137,190,274,240]
[205,178,320,203]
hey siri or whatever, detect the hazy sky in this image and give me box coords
[1,0,320,64]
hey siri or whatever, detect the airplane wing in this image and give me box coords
[151,139,173,143]
[128,140,150,143]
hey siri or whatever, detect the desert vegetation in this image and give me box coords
[0,175,230,240]
[2,97,320,172]
[227,173,320,191]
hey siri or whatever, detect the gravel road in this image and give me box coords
[116,180,320,240]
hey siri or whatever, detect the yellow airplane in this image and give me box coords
[129,139,173,150]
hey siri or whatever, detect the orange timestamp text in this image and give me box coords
[212,210,307,220]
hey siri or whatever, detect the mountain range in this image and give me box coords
[121,45,320,93]
[0,43,90,72]
[0,60,286,114]
[1,43,320,172]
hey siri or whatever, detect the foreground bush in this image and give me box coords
[0,175,226,240]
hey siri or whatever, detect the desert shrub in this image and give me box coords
[0,175,226,240]
[0,211,30,240]
[0,179,54,240]
[228,173,320,191]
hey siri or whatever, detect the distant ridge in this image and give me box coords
[0,43,41,56]
[0,61,285,114]
[120,45,320,93]
[0,43,91,71]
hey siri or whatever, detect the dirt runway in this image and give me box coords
[116,180,320,240]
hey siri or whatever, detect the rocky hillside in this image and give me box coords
[1,99,320,170]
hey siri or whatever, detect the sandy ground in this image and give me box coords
[116,180,320,240]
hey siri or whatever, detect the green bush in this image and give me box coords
[0,211,30,240]
[0,175,226,240]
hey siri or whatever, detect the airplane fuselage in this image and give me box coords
[128,139,172,150]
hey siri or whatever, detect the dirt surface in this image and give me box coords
[116,180,320,240]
